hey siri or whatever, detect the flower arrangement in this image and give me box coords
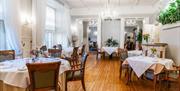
[30,49,42,58]
[143,34,150,43]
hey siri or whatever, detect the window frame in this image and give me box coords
[45,6,56,48]
[0,19,6,49]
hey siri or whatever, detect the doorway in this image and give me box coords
[124,18,143,50]
[88,20,97,52]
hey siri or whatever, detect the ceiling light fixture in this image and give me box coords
[99,0,119,20]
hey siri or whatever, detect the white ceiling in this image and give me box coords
[64,0,160,9]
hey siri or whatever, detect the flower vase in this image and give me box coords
[32,55,39,63]
[150,52,157,58]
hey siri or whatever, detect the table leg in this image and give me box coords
[153,75,157,91]
[109,54,113,59]
[60,73,66,91]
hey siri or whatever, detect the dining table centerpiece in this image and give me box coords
[30,48,42,62]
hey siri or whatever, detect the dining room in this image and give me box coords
[0,0,180,91]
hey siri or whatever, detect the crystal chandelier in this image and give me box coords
[99,0,119,19]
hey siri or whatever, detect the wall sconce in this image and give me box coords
[71,24,78,34]
[21,12,32,25]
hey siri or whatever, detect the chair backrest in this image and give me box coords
[80,44,86,56]
[26,62,61,91]
[119,49,128,61]
[69,47,79,69]
[40,45,47,52]
[80,53,89,74]
[0,50,15,61]
[57,44,62,50]
[71,47,79,58]
[48,49,62,58]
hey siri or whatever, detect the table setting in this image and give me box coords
[128,50,142,57]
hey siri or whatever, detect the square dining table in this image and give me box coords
[123,56,174,78]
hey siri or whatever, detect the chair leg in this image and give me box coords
[96,53,98,59]
[129,68,133,82]
[125,68,129,85]
[103,52,105,59]
[154,75,157,91]
[81,78,86,91]
[119,66,122,79]
[65,80,67,91]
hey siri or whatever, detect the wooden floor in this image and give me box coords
[67,53,178,91]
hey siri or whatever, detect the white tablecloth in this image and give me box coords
[126,56,174,77]
[62,47,74,57]
[62,47,81,57]
[0,58,70,89]
[128,50,142,57]
[102,47,118,55]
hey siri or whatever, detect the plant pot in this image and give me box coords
[138,43,142,50]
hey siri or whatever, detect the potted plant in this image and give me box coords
[105,37,119,47]
[143,34,150,44]
[137,29,143,50]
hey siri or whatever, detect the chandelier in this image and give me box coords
[99,0,119,19]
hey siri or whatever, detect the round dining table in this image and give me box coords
[0,57,71,91]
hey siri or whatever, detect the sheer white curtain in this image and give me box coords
[0,0,22,55]
[32,0,47,49]
[55,4,71,48]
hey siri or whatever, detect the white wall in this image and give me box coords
[160,24,180,66]
[70,17,83,46]
[101,19,121,46]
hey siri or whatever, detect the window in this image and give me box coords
[0,1,5,50]
[0,20,6,50]
[45,6,56,48]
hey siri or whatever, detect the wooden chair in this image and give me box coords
[64,47,80,69]
[66,47,80,68]
[57,44,62,50]
[79,44,86,56]
[159,65,180,91]
[65,53,89,91]
[119,49,131,78]
[26,62,61,91]
[0,50,15,61]
[143,49,165,91]
[48,49,62,58]
[95,45,105,59]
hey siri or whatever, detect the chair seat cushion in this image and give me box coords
[66,70,82,80]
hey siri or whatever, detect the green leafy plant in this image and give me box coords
[158,0,180,25]
[151,48,157,54]
[143,34,150,43]
[105,37,119,47]
[137,30,142,43]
